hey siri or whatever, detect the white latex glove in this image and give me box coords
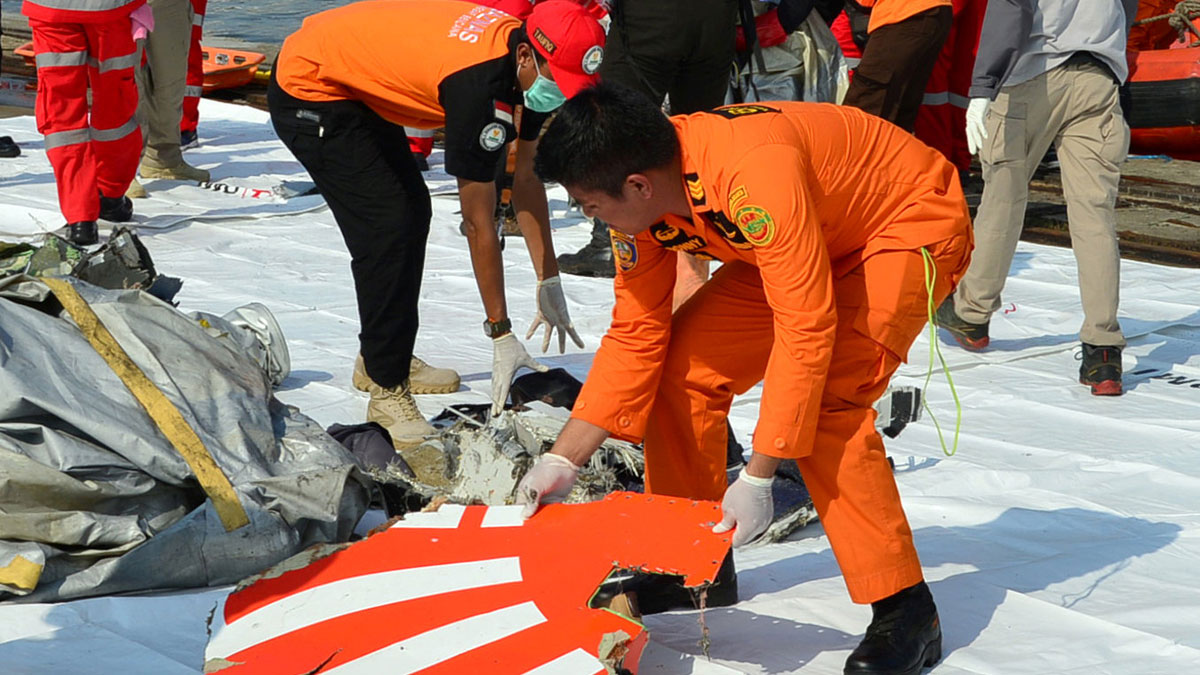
[491,332,549,416]
[526,276,585,354]
[712,468,775,547]
[965,97,991,156]
[130,4,154,40]
[516,453,582,518]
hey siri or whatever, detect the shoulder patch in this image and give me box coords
[707,104,780,119]
[479,122,507,151]
[610,229,638,272]
[493,100,514,125]
[684,173,706,206]
[728,185,748,209]
[650,221,708,254]
[733,204,776,247]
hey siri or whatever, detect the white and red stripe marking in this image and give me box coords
[204,494,729,674]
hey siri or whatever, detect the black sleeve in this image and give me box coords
[969,0,1034,99]
[438,65,517,182]
[777,0,817,33]
[812,0,845,25]
[517,107,549,142]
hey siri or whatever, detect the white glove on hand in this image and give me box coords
[712,469,775,547]
[965,97,991,156]
[526,276,585,354]
[491,333,549,416]
[516,453,582,518]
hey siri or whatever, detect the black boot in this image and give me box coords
[844,581,942,675]
[594,551,739,616]
[65,221,99,246]
[558,218,615,278]
[0,135,20,158]
[99,194,133,223]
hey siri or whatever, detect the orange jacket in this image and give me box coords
[571,102,971,460]
[275,1,520,130]
[856,0,952,32]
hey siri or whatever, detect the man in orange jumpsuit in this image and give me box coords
[519,84,973,675]
[22,0,145,245]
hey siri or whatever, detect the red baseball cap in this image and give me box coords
[525,0,607,98]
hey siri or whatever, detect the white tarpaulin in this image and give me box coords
[1,99,1199,673]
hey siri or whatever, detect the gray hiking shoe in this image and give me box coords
[140,160,210,182]
[354,354,460,395]
[366,382,436,449]
[125,177,147,199]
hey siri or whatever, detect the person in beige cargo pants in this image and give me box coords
[128,0,209,198]
[935,0,1138,396]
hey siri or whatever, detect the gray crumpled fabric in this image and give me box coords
[0,275,370,602]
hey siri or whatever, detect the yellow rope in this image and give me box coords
[920,248,962,457]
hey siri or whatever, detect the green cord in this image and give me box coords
[920,247,962,457]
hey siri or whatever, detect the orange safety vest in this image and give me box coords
[854,0,952,33]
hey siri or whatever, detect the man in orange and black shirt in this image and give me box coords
[268,1,605,446]
[521,83,973,674]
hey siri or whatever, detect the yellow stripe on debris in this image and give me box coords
[43,277,250,532]
[0,555,43,592]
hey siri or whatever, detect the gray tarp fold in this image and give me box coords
[0,275,370,601]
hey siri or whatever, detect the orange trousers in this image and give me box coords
[642,235,970,604]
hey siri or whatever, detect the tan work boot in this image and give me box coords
[354,354,460,395]
[140,161,211,182]
[366,382,436,449]
[125,177,147,199]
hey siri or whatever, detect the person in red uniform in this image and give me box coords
[912,0,987,175]
[842,0,954,132]
[179,0,205,148]
[520,83,974,675]
[269,0,604,447]
[23,0,145,245]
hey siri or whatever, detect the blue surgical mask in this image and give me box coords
[523,59,566,113]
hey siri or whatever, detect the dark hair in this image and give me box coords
[534,82,679,197]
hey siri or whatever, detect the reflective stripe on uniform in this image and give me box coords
[192,11,204,25]
[185,85,204,98]
[921,91,971,109]
[922,91,948,106]
[26,0,136,12]
[88,51,140,73]
[35,50,87,68]
[44,127,91,150]
[91,116,139,142]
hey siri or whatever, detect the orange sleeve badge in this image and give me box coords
[728,185,776,247]
[610,229,638,272]
[733,204,776,247]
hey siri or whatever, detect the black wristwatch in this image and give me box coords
[483,317,512,339]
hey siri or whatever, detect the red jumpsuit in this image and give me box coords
[572,102,973,603]
[912,0,987,173]
[23,0,144,224]
[180,0,206,136]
